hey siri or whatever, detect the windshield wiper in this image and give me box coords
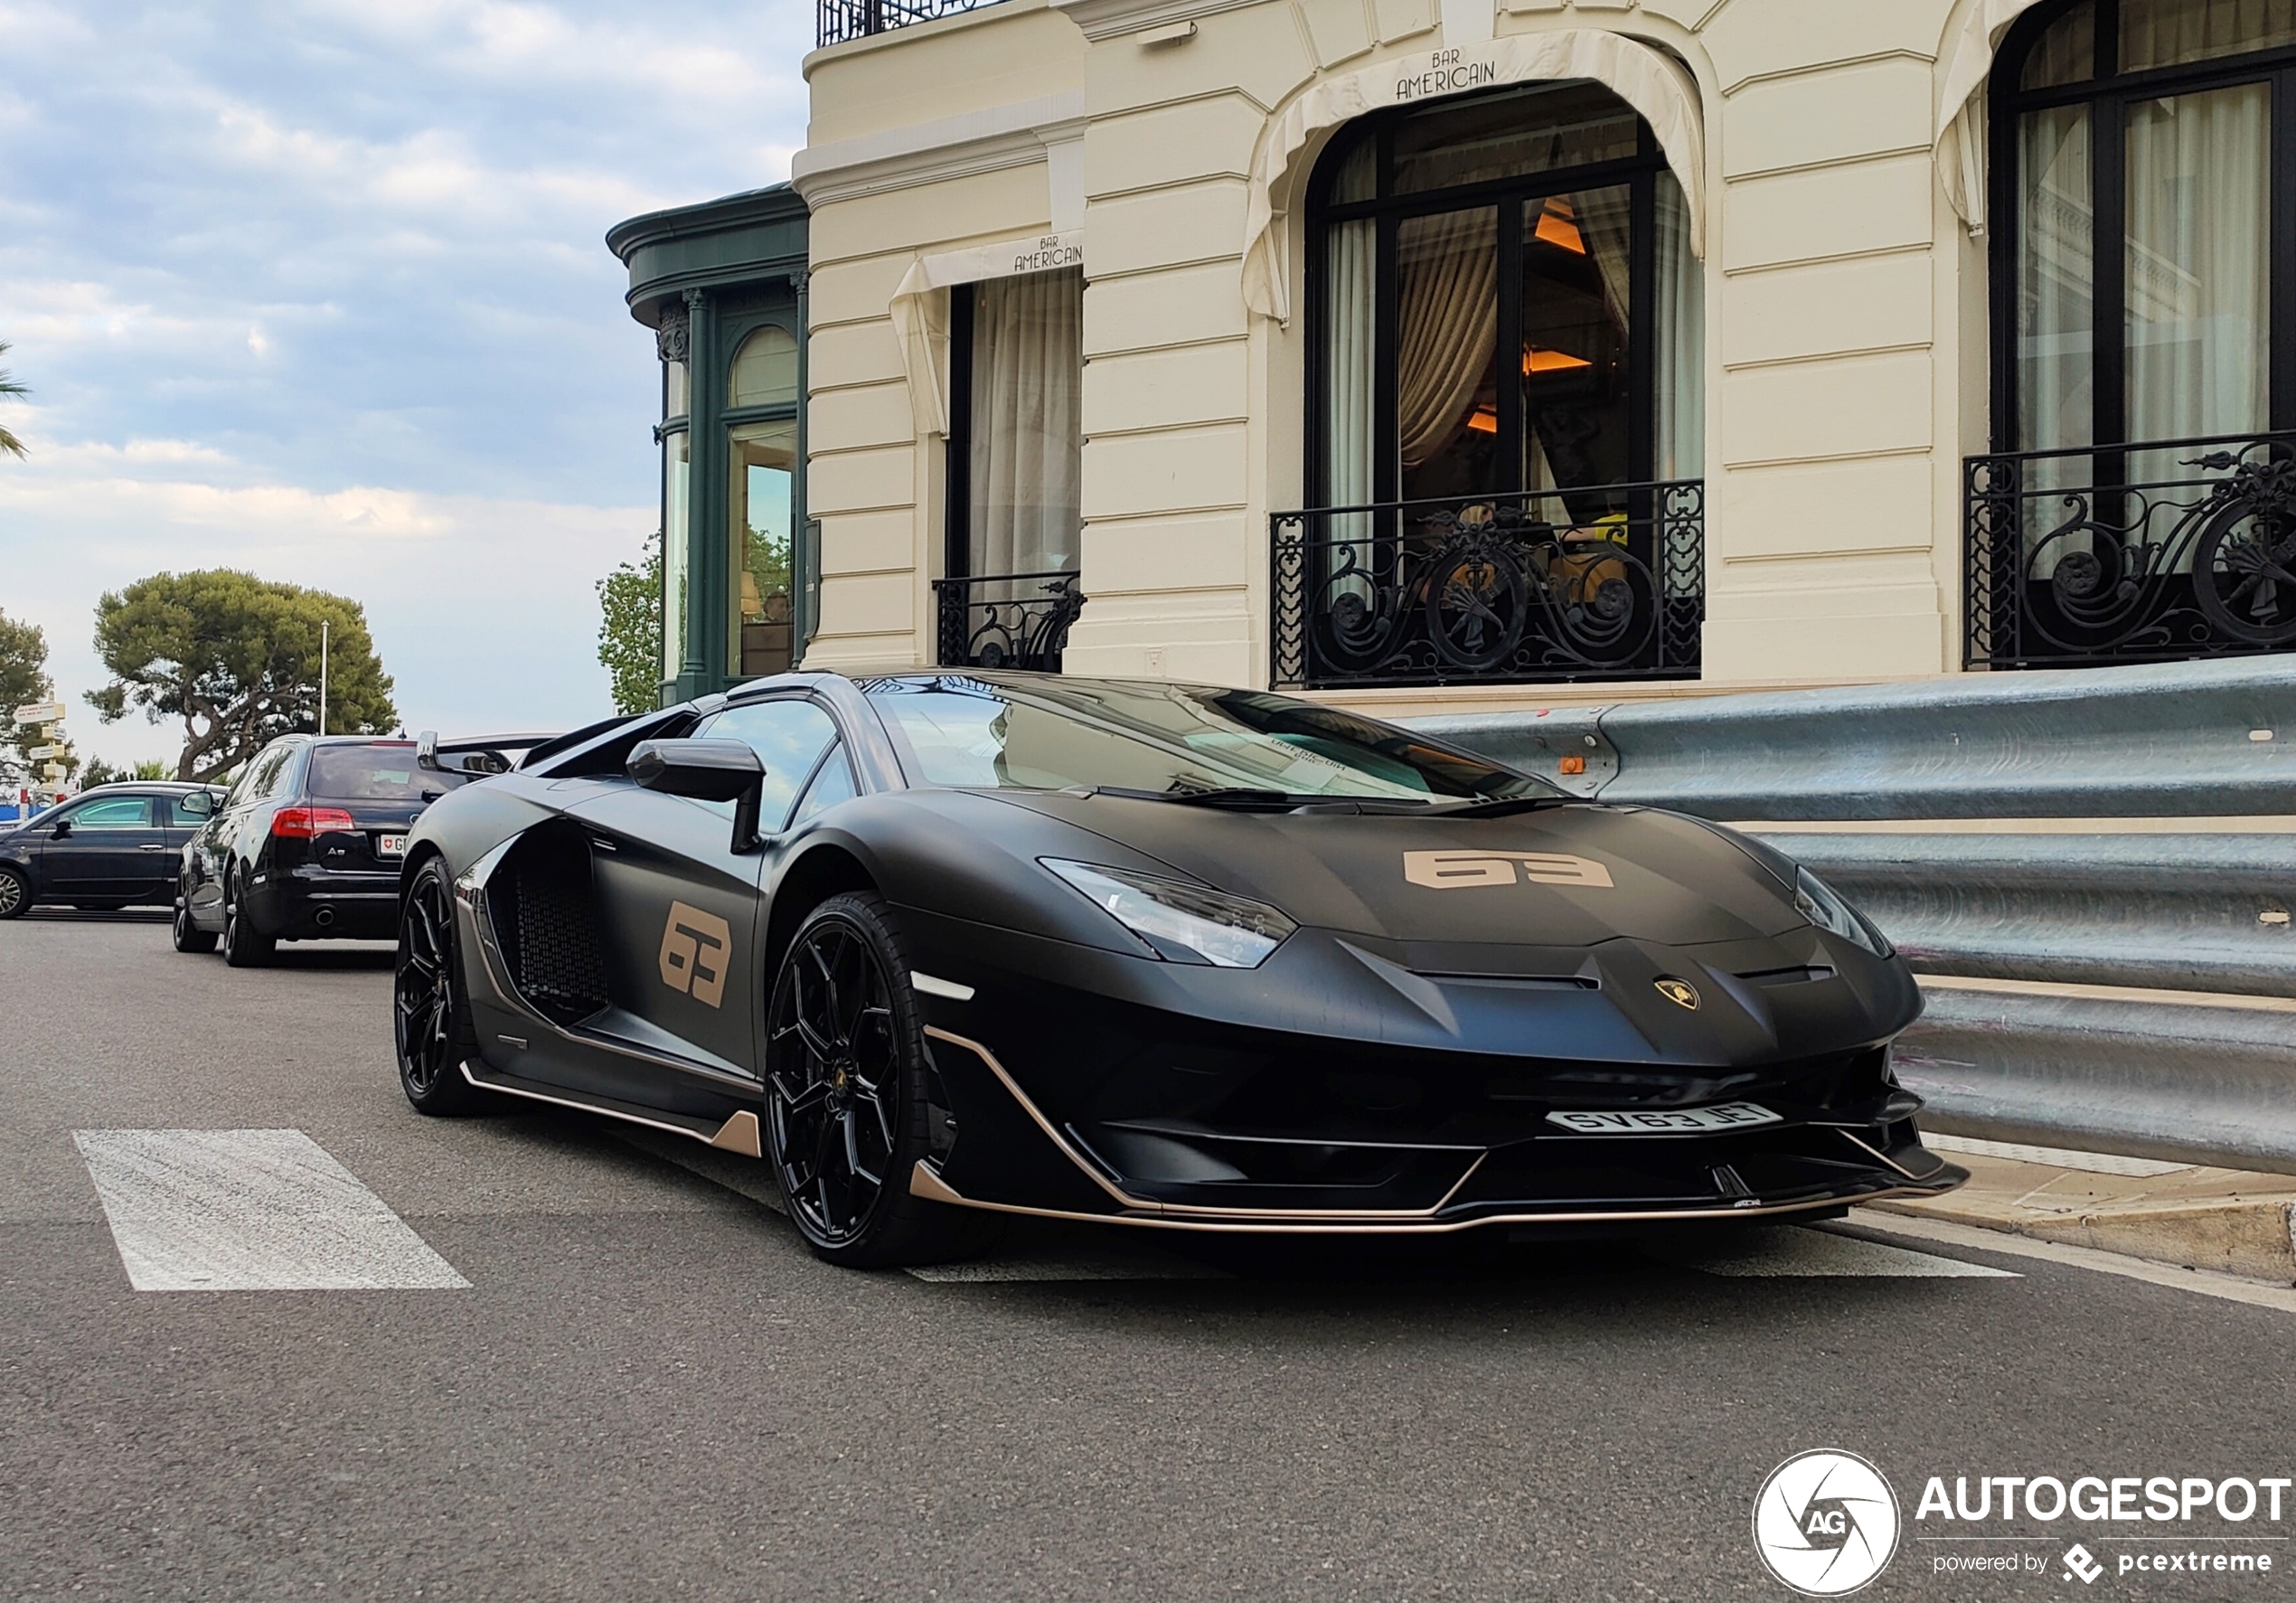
[1065,785,1305,811]
[1430,794,1576,817]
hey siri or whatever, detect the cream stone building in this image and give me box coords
[776,0,2296,714]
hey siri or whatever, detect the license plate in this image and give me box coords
[1545,1101,1783,1136]
[376,834,407,858]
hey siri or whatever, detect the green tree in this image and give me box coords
[597,533,663,715]
[0,608,76,787]
[80,758,124,788]
[88,570,398,781]
[0,340,26,459]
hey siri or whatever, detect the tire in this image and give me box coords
[221,865,275,967]
[172,896,218,954]
[0,866,27,919]
[393,857,489,1115]
[763,891,983,1268]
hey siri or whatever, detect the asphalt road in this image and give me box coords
[4,915,2293,1602]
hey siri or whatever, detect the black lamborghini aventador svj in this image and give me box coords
[391,671,1964,1266]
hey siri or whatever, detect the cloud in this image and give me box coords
[0,0,814,771]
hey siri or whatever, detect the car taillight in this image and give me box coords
[272,806,356,839]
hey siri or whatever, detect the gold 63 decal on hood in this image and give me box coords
[658,901,731,1008]
[1404,850,1615,890]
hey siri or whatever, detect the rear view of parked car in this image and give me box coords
[0,784,224,919]
[175,736,489,964]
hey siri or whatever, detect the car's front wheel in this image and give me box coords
[764,891,979,1268]
[394,858,490,1115]
[221,866,274,967]
[0,866,29,920]
[172,894,218,954]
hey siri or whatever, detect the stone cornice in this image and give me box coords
[1050,0,1267,44]
[791,92,1087,207]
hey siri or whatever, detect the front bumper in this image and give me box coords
[899,910,1963,1232]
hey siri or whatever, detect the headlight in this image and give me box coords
[1042,859,1296,968]
[1793,865,1893,957]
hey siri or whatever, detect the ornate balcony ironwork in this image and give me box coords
[1270,481,1704,689]
[818,0,1003,46]
[1965,432,2296,669]
[933,570,1084,674]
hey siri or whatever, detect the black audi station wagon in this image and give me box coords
[175,735,489,964]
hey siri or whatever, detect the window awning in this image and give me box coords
[1240,30,1707,324]
[890,231,1084,437]
[1934,0,2047,236]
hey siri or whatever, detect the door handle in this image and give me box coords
[139,844,170,852]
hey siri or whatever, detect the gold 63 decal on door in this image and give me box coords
[658,901,731,1008]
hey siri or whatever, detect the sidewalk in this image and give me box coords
[1870,1135,2296,1286]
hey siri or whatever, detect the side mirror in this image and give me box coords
[627,739,767,853]
[178,793,215,819]
[50,819,71,838]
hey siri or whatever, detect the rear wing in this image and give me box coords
[414,731,562,778]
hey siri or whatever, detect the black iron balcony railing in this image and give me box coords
[819,0,1001,45]
[1270,481,1704,689]
[933,570,1083,673]
[1966,432,2296,669]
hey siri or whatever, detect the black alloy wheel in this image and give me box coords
[221,866,274,967]
[393,857,486,1114]
[172,893,218,953]
[0,865,27,920]
[764,891,974,1267]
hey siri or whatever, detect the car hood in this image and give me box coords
[987,794,1805,949]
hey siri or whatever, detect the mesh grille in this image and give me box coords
[516,853,610,1005]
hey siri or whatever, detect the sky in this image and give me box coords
[0,0,813,771]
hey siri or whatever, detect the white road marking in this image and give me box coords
[74,1129,468,1292]
[1849,1208,2296,1314]
[1655,1223,2018,1278]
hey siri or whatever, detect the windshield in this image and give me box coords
[864,676,1552,803]
[308,743,469,802]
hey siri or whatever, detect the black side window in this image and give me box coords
[228,749,286,806]
[789,744,858,829]
[688,699,840,835]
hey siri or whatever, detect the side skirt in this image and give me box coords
[460,1060,763,1158]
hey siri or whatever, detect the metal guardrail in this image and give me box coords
[1414,653,2296,819]
[1408,653,2296,1175]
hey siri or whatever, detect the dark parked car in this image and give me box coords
[0,783,226,919]
[393,671,1963,1268]
[176,733,536,964]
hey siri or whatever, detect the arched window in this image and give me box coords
[1311,78,1702,512]
[1976,0,2296,667]
[729,325,799,410]
[1285,78,1705,690]
[1994,0,2294,463]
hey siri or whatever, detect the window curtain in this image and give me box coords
[2017,104,2097,469]
[2123,80,2269,480]
[970,268,1083,577]
[1652,174,1704,484]
[1397,209,1498,471]
[2121,0,2296,69]
[1323,220,1376,507]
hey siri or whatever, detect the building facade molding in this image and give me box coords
[791,93,1089,210]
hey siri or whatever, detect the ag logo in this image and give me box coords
[658,901,730,1009]
[1654,976,1700,1010]
[1752,1449,1900,1597]
[1403,850,1615,890]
